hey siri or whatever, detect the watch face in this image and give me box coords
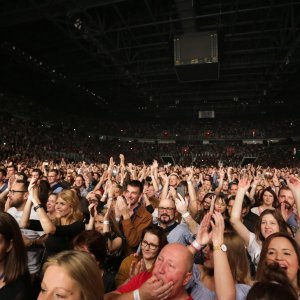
[221,244,227,252]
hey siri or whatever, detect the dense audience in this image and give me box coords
[0,92,300,299]
[0,154,299,299]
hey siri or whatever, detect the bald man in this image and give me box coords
[104,243,193,300]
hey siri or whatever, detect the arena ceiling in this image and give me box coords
[0,0,300,120]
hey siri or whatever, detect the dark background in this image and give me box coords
[0,0,300,121]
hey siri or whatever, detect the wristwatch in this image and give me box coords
[33,203,43,212]
[213,243,227,252]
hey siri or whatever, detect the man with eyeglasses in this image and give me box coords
[156,198,194,245]
[6,179,45,279]
[6,180,29,221]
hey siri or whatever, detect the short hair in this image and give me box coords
[127,180,143,194]
[278,186,293,197]
[48,169,59,176]
[42,250,104,300]
[7,165,17,171]
[0,212,28,284]
[32,168,43,177]
[14,179,29,190]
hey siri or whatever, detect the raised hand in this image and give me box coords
[116,196,130,218]
[211,211,225,246]
[174,193,189,215]
[168,186,177,200]
[88,203,97,218]
[195,212,212,245]
[238,176,251,191]
[287,175,300,193]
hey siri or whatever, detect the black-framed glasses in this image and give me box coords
[158,207,175,212]
[141,240,159,250]
[8,190,27,195]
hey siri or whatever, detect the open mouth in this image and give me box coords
[278,264,288,271]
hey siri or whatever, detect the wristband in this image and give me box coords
[103,220,110,225]
[133,289,141,300]
[102,194,108,198]
[191,240,203,251]
[182,211,190,218]
[187,180,192,185]
[115,217,121,222]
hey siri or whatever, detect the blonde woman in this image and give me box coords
[38,250,103,300]
[29,182,85,256]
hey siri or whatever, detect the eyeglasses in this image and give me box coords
[8,190,27,195]
[158,207,175,212]
[141,240,159,250]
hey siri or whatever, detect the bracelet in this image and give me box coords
[191,240,203,251]
[102,194,107,198]
[115,217,121,222]
[182,211,190,218]
[103,220,110,225]
[33,204,43,212]
[187,180,192,185]
[133,289,141,300]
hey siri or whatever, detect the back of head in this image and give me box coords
[247,263,298,300]
[42,250,104,300]
[72,230,106,268]
[224,230,251,284]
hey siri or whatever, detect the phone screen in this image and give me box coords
[177,185,185,198]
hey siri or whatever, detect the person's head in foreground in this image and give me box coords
[38,250,104,300]
[247,262,298,300]
[256,232,300,291]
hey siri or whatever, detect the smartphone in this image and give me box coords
[177,185,185,199]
